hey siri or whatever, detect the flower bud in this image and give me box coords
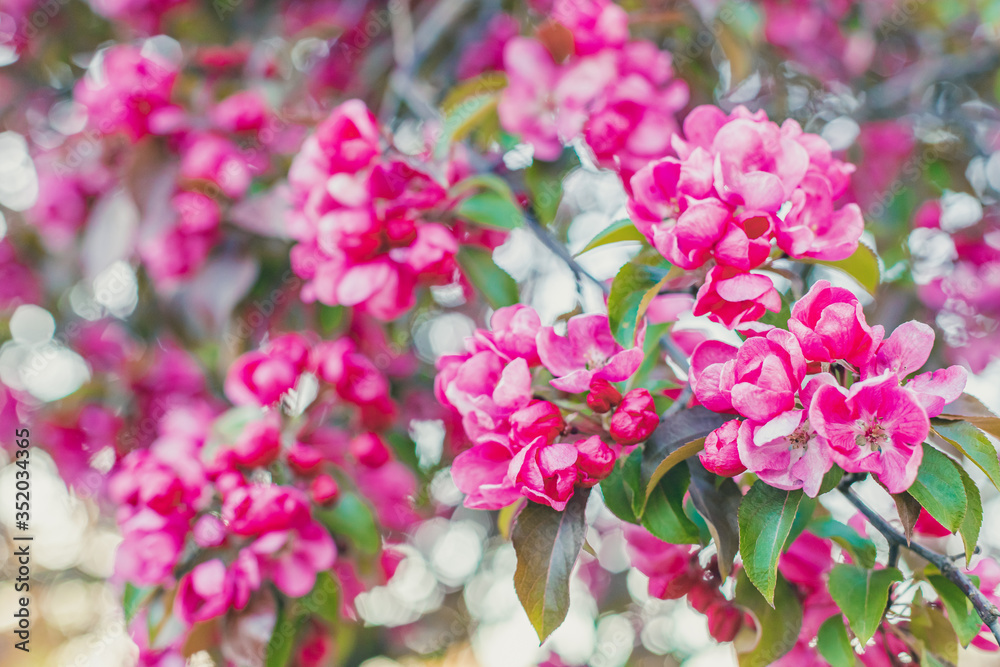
[609,389,659,445]
[309,473,340,506]
[698,420,746,477]
[586,378,622,413]
[350,432,391,468]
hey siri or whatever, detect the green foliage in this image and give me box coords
[315,492,380,555]
[808,516,877,569]
[734,570,802,667]
[607,259,673,348]
[512,490,590,642]
[907,443,967,533]
[641,464,701,544]
[933,418,1000,493]
[799,243,881,294]
[816,615,855,667]
[456,246,519,308]
[828,564,903,645]
[577,218,647,255]
[738,481,803,604]
[926,573,984,646]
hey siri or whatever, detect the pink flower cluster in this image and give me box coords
[624,525,745,642]
[437,306,657,510]
[693,281,966,495]
[911,199,1000,372]
[628,105,864,327]
[497,0,688,176]
[288,99,464,320]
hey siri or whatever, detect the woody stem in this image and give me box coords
[838,482,1000,645]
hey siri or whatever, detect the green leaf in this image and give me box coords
[266,603,305,667]
[641,465,700,544]
[525,148,579,226]
[926,574,984,646]
[908,443,967,533]
[818,464,845,496]
[953,460,983,563]
[641,405,731,491]
[933,419,1000,494]
[607,259,673,348]
[816,615,855,667]
[123,583,153,625]
[827,564,903,645]
[734,570,802,667]
[687,459,742,579]
[576,218,647,255]
[938,393,1000,441]
[800,243,880,294]
[512,489,590,642]
[436,72,507,156]
[622,448,645,518]
[300,572,340,623]
[315,492,380,555]
[808,517,877,569]
[910,597,959,666]
[456,246,519,308]
[784,495,817,550]
[599,461,639,524]
[455,190,524,230]
[738,481,804,604]
[644,437,705,501]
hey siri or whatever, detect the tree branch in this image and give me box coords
[523,213,609,296]
[839,483,1000,645]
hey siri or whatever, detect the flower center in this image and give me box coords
[584,348,608,371]
[856,419,888,452]
[788,428,810,449]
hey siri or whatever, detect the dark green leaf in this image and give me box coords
[577,218,647,255]
[933,419,1000,494]
[607,259,672,348]
[952,461,983,562]
[641,405,732,490]
[687,459,742,579]
[738,481,804,604]
[926,574,984,646]
[455,190,524,230]
[908,444,967,533]
[818,464,845,496]
[266,603,304,667]
[599,461,639,524]
[622,448,645,518]
[799,243,880,294]
[816,615,855,667]
[644,437,705,501]
[642,465,700,544]
[315,492,380,555]
[512,489,590,642]
[828,564,903,645]
[734,570,802,667]
[456,246,519,308]
[808,517,877,569]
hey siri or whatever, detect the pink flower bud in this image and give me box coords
[586,378,622,413]
[574,436,617,485]
[609,389,659,445]
[231,416,282,469]
[309,473,340,506]
[287,442,324,475]
[698,420,746,477]
[350,432,391,468]
[706,602,743,642]
[510,400,565,443]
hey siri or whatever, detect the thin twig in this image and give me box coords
[523,213,609,296]
[839,483,1000,645]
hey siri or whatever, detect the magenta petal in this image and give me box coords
[594,348,644,383]
[875,321,935,378]
[907,366,968,418]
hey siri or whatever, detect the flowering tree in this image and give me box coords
[5,0,1000,665]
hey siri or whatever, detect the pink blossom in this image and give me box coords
[810,374,930,493]
[472,304,543,366]
[436,352,532,443]
[250,518,337,598]
[225,414,283,469]
[450,440,522,510]
[497,37,570,161]
[174,554,260,625]
[737,410,833,497]
[508,436,579,510]
[699,419,746,477]
[623,524,699,599]
[864,320,968,417]
[609,388,659,445]
[510,400,566,444]
[586,378,622,413]
[788,280,884,366]
[226,334,313,406]
[74,45,177,141]
[537,313,643,393]
[693,266,782,328]
[350,432,391,468]
[574,435,617,485]
[309,474,340,506]
[775,174,864,261]
[968,558,1000,651]
[179,132,253,199]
